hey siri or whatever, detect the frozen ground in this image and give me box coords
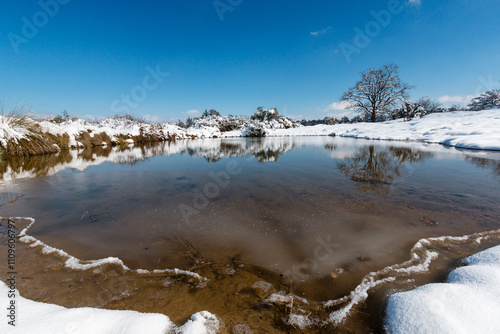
[385,244,500,333]
[0,280,220,334]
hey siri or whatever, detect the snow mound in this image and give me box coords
[385,244,500,334]
[268,110,500,151]
[331,110,500,151]
[0,281,220,334]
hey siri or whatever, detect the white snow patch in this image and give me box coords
[268,110,500,151]
[0,281,220,334]
[385,244,500,334]
[179,311,221,334]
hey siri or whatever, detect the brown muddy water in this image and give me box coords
[1,137,500,333]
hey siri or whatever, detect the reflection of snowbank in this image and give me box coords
[3,136,499,183]
[0,137,314,182]
[385,244,500,334]
[0,280,220,334]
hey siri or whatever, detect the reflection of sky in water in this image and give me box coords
[1,137,500,287]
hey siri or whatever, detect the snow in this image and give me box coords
[267,110,500,151]
[1,216,219,333]
[179,311,221,334]
[0,280,220,334]
[2,110,499,153]
[385,244,500,334]
[329,110,500,151]
[323,229,500,326]
[0,116,35,148]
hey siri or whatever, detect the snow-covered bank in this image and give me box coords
[385,244,500,333]
[2,110,499,156]
[269,110,500,151]
[0,280,220,334]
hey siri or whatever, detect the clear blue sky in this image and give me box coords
[1,0,499,121]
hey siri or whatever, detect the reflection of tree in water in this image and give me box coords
[465,155,500,176]
[252,149,283,162]
[324,143,337,151]
[338,145,432,193]
[188,140,294,163]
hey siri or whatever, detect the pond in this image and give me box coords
[1,137,500,333]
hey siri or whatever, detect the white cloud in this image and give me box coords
[407,0,421,5]
[323,101,352,111]
[438,95,477,105]
[184,109,200,116]
[310,26,331,36]
[326,110,359,119]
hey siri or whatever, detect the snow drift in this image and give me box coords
[385,244,500,333]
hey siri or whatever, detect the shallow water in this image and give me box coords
[1,137,500,332]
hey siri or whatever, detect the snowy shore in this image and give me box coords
[0,279,220,334]
[2,110,499,157]
[2,242,500,333]
[268,110,500,151]
[385,244,500,333]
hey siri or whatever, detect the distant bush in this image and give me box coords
[202,109,220,118]
[251,107,281,122]
[111,113,146,123]
[50,110,78,124]
[468,90,500,111]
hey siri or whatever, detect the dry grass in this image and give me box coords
[0,101,33,128]
[4,135,60,156]
[0,101,72,157]
[1,103,180,157]
[75,131,112,148]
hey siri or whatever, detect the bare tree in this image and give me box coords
[341,64,414,122]
[417,97,441,114]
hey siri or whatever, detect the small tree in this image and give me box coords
[251,107,280,122]
[202,109,220,118]
[323,116,337,125]
[400,101,424,121]
[417,97,441,114]
[448,104,464,112]
[468,90,500,111]
[51,110,76,123]
[185,117,194,128]
[341,64,414,122]
[176,119,186,128]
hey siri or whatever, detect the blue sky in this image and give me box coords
[1,0,499,121]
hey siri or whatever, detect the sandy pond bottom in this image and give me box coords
[1,137,500,333]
